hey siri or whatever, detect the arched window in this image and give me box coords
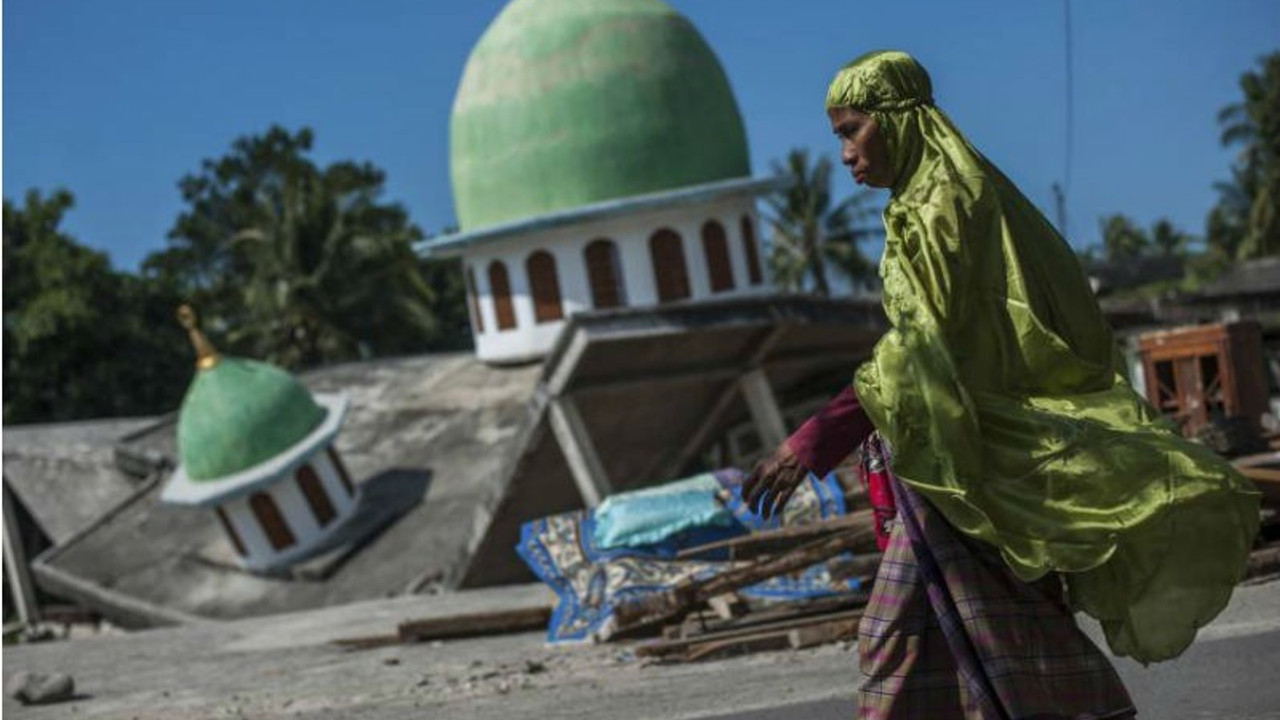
[649,228,690,303]
[741,215,763,285]
[466,265,484,333]
[296,464,336,527]
[249,492,296,551]
[701,220,735,293]
[526,251,564,323]
[327,446,355,497]
[488,260,517,330]
[215,507,246,557]
[584,239,626,309]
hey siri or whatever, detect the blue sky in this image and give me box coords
[5,0,1278,271]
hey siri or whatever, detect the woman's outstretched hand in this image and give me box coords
[741,443,810,520]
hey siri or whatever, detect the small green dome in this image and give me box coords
[177,357,326,482]
[450,0,750,231]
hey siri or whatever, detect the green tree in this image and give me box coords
[1211,52,1280,259]
[1150,218,1192,257]
[765,149,880,296]
[1099,214,1150,262]
[147,126,467,368]
[3,189,189,423]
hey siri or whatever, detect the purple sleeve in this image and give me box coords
[784,385,874,477]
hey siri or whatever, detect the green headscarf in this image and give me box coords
[830,51,1260,663]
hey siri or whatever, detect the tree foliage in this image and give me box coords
[765,149,881,296]
[1209,51,1280,260]
[146,126,468,369]
[1096,214,1194,263]
[3,190,189,423]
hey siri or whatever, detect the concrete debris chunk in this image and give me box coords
[6,671,76,705]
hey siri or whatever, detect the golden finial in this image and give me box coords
[177,304,221,370]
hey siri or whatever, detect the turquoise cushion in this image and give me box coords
[592,473,735,550]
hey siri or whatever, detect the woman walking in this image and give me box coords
[742,50,1260,719]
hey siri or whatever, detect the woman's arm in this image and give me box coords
[786,385,874,476]
[743,385,874,518]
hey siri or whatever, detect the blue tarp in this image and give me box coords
[516,468,862,643]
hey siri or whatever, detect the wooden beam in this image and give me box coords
[548,396,613,506]
[614,524,877,632]
[1237,465,1280,504]
[398,606,552,642]
[637,608,864,660]
[332,605,555,650]
[676,510,875,560]
[739,368,788,450]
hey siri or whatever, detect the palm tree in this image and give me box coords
[156,127,452,369]
[765,149,881,297]
[1215,52,1280,259]
[1149,218,1192,258]
[1100,214,1149,262]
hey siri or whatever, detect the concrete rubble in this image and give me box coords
[4,576,1280,720]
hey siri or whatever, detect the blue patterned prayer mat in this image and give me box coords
[516,468,864,643]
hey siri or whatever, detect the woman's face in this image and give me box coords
[828,107,894,188]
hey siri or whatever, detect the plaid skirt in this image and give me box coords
[856,472,1136,720]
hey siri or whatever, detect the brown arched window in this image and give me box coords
[249,492,296,551]
[327,446,355,497]
[488,260,517,330]
[466,266,484,333]
[649,228,691,303]
[526,251,564,323]
[701,220,735,293]
[741,215,763,285]
[216,507,247,557]
[296,464,336,527]
[584,239,626,309]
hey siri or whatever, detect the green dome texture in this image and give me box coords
[177,358,326,482]
[450,0,750,231]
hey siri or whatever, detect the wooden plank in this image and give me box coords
[1237,466,1280,504]
[707,593,745,620]
[684,631,792,662]
[1233,451,1280,469]
[331,634,403,651]
[637,608,865,658]
[646,611,865,663]
[676,510,875,560]
[397,606,552,642]
[690,528,877,602]
[827,552,882,582]
[616,525,876,632]
[1246,545,1280,579]
[671,593,866,641]
[788,617,861,649]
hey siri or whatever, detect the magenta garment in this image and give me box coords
[786,386,893,550]
[785,386,875,476]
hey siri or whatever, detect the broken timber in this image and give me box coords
[676,509,875,561]
[332,605,553,650]
[639,610,864,663]
[613,520,878,634]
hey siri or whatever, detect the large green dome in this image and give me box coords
[177,357,326,482]
[450,0,750,231]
